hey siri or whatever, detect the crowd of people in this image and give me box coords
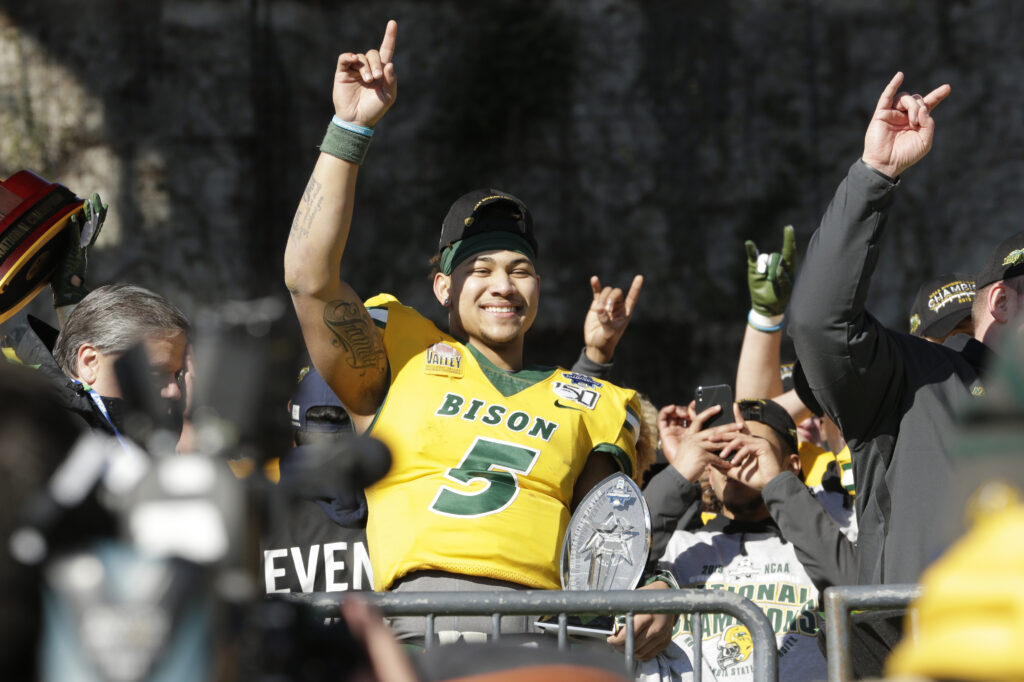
[3,17,1024,682]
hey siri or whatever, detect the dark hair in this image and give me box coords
[53,284,190,377]
[428,252,442,280]
[294,405,351,446]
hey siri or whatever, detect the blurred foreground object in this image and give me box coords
[886,501,1024,680]
[895,324,1024,679]
[0,171,87,322]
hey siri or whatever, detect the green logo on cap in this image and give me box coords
[1002,248,1024,267]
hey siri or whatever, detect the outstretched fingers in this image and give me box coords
[379,19,398,64]
[623,274,644,315]
[781,225,796,264]
[875,71,904,113]
[923,82,952,111]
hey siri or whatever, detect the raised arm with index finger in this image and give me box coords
[282,20,648,642]
[284,20,398,426]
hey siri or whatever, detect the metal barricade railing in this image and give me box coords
[823,584,922,682]
[299,589,779,681]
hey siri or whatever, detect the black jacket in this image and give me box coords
[2,316,122,436]
[788,160,988,585]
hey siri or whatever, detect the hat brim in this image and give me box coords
[918,309,972,340]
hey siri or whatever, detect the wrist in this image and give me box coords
[331,115,374,138]
[672,460,704,484]
[859,157,898,182]
[747,309,784,333]
[584,345,614,365]
[321,117,373,164]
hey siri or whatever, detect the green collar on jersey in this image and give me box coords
[465,342,556,397]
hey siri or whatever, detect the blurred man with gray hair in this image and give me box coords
[4,283,191,446]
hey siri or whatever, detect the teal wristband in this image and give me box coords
[331,115,374,138]
[320,121,372,164]
[748,309,785,333]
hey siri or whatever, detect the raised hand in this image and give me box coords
[718,404,797,491]
[717,433,783,491]
[745,225,796,319]
[582,274,643,364]
[658,401,742,483]
[333,20,398,128]
[53,192,107,309]
[861,72,951,178]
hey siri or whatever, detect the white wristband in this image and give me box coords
[748,309,785,332]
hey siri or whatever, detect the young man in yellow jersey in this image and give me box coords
[283,21,671,652]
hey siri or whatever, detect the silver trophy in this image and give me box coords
[537,472,651,637]
[561,472,651,591]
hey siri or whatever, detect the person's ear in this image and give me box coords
[784,452,801,476]
[433,273,451,307]
[76,344,101,385]
[990,282,1015,324]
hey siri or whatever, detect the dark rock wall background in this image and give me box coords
[1,0,1019,408]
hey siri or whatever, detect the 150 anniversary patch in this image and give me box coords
[552,381,600,409]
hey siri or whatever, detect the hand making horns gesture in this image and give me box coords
[333,20,398,129]
[582,274,644,364]
[861,71,951,179]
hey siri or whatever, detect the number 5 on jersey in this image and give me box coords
[430,437,541,518]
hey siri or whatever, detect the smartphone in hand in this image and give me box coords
[695,384,733,429]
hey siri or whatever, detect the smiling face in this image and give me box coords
[434,249,540,369]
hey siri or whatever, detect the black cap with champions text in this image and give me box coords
[975,232,1024,290]
[439,189,538,255]
[908,273,975,339]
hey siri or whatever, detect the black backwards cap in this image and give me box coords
[290,366,349,433]
[975,232,1024,290]
[908,272,975,339]
[439,189,537,255]
[736,398,799,456]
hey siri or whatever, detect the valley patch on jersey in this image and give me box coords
[362,294,640,591]
[424,342,464,378]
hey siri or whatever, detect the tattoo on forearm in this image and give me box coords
[289,177,323,241]
[323,300,386,369]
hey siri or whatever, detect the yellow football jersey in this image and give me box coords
[362,294,640,591]
[798,441,856,496]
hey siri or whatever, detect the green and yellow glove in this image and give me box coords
[52,193,106,309]
[745,225,795,331]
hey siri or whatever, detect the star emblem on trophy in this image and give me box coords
[537,472,651,636]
